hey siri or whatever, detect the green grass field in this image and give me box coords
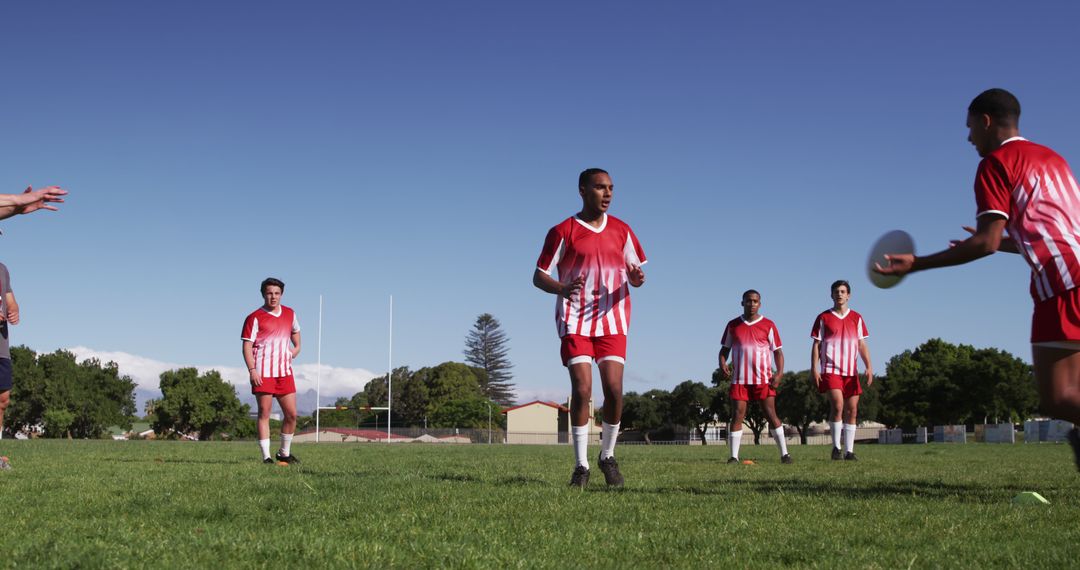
[1,440,1078,569]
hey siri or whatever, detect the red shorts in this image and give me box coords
[1032,287,1080,344]
[560,334,627,367]
[252,374,296,396]
[817,373,862,398]
[729,383,776,402]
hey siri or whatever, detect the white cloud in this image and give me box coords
[66,346,378,401]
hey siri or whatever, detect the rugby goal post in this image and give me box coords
[315,295,393,443]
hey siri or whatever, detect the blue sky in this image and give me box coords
[2,1,1079,413]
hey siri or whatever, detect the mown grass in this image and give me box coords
[0,440,1077,569]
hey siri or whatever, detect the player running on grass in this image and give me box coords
[811,280,873,461]
[534,168,646,488]
[876,88,1080,470]
[719,290,792,464]
[242,278,302,465]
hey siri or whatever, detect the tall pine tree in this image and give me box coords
[463,313,516,406]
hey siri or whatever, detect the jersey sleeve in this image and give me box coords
[536,226,565,275]
[768,322,782,350]
[810,314,823,340]
[241,314,258,342]
[720,321,733,348]
[623,226,647,268]
[292,312,301,333]
[974,156,1011,220]
[857,315,869,339]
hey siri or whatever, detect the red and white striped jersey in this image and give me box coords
[811,309,868,376]
[721,316,782,385]
[975,137,1080,302]
[241,306,300,378]
[536,214,647,337]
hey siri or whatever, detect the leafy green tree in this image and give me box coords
[463,314,516,406]
[775,370,828,444]
[42,408,75,439]
[152,368,250,440]
[7,348,136,438]
[428,396,501,429]
[362,366,410,426]
[878,339,1035,429]
[669,380,717,444]
[622,389,670,443]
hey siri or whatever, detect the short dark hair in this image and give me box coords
[260,277,285,294]
[578,168,609,190]
[831,280,851,294]
[968,88,1020,126]
[742,289,760,301]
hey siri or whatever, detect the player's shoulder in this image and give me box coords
[989,139,1064,164]
[244,307,264,320]
[760,316,780,329]
[280,305,295,315]
[548,216,577,234]
[848,309,865,320]
[606,214,634,231]
[725,316,744,328]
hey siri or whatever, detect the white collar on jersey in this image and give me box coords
[741,315,764,325]
[830,308,851,319]
[573,213,608,233]
[261,307,284,317]
[1001,136,1026,145]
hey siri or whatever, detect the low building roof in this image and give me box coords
[501,400,569,414]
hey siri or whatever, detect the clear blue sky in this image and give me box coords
[2,1,1079,411]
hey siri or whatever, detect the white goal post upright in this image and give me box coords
[313,295,393,443]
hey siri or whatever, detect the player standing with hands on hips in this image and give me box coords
[719,290,792,464]
[534,168,647,488]
[876,88,1080,470]
[811,280,872,461]
[242,278,302,465]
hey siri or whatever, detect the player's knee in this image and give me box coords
[283,410,297,423]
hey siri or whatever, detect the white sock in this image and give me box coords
[773,425,789,456]
[729,430,743,459]
[280,432,294,457]
[571,425,590,468]
[831,421,843,449]
[600,422,619,460]
[258,438,271,460]
[844,424,857,453]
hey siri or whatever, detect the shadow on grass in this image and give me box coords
[109,457,250,465]
[629,477,1043,502]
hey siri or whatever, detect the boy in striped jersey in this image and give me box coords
[242,277,302,464]
[534,168,647,487]
[877,88,1080,470]
[811,280,873,461]
[719,290,792,464]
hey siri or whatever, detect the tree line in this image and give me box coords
[621,338,1037,444]
[4,338,1036,440]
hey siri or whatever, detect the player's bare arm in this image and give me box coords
[0,186,68,220]
[291,331,301,359]
[951,225,1019,254]
[5,292,19,325]
[772,348,785,384]
[718,347,731,378]
[810,340,822,387]
[858,339,873,386]
[242,340,261,387]
[533,269,585,299]
[876,215,1008,277]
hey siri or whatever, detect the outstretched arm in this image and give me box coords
[951,225,1019,254]
[0,186,67,220]
[876,215,1008,277]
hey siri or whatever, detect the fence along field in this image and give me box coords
[1,439,1078,568]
